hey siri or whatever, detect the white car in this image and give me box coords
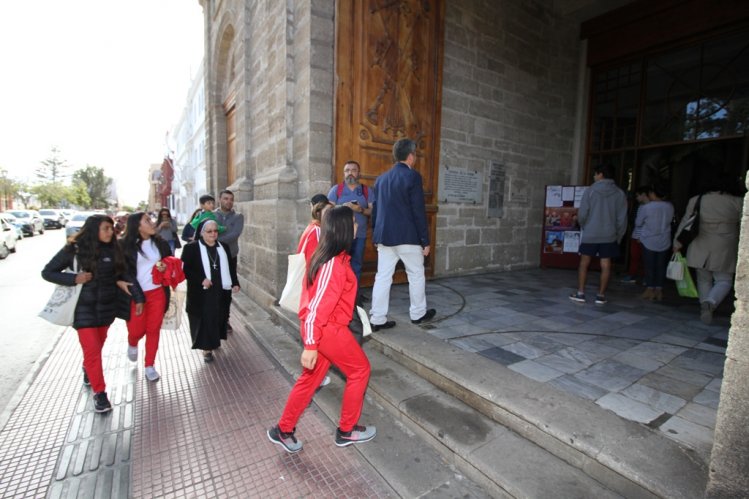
[0,217,18,259]
[65,212,96,238]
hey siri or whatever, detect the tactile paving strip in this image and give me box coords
[130,313,394,497]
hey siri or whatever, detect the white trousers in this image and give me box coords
[370,244,427,324]
[695,268,734,308]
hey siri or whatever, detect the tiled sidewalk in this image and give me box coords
[130,313,393,498]
[382,268,726,461]
[0,309,394,497]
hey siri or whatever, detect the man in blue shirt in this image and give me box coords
[369,139,436,331]
[327,160,373,282]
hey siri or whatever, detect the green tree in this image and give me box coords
[66,180,91,208]
[137,200,148,212]
[72,166,112,209]
[0,169,21,206]
[31,182,67,207]
[36,147,70,183]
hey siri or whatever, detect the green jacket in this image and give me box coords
[189,211,226,233]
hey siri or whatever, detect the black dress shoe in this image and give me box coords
[371,321,396,332]
[411,308,436,324]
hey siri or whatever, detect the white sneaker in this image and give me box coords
[127,345,138,362]
[145,366,160,382]
[319,375,331,387]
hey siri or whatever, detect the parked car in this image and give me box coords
[0,217,18,259]
[6,210,44,236]
[39,209,66,229]
[65,212,96,238]
[0,214,23,240]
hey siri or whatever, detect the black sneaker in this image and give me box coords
[267,425,303,453]
[372,321,396,332]
[411,308,436,324]
[335,425,376,447]
[93,392,112,413]
[82,367,90,387]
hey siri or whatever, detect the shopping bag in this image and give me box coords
[161,288,185,331]
[666,253,684,281]
[38,258,82,327]
[674,253,698,298]
[279,252,306,313]
[356,306,372,337]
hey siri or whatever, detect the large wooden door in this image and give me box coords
[335,0,444,287]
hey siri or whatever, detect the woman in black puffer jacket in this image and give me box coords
[42,214,132,413]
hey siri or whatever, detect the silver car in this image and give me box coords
[65,212,96,238]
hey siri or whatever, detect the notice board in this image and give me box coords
[540,185,587,269]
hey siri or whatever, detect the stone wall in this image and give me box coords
[205,0,335,305]
[436,0,582,274]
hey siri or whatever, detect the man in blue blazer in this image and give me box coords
[369,138,436,330]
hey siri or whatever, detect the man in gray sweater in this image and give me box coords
[215,189,245,332]
[570,164,627,305]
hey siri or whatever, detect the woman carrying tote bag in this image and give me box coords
[41,214,133,413]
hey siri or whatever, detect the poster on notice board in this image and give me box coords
[540,185,586,269]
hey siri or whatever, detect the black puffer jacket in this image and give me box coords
[42,244,130,329]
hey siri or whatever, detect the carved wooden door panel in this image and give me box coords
[335,0,444,287]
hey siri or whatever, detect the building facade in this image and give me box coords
[198,0,749,495]
[171,62,207,224]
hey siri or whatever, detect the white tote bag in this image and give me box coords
[38,257,82,327]
[356,306,372,337]
[279,237,310,313]
[161,288,186,331]
[666,252,685,281]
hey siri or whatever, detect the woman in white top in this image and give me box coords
[635,184,674,301]
[121,212,173,381]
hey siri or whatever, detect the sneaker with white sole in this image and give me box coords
[93,392,112,413]
[127,345,138,362]
[267,425,303,453]
[144,366,160,382]
[335,425,376,447]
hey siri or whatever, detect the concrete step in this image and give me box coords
[368,320,709,499]
[236,296,633,498]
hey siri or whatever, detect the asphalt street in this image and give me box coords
[0,227,68,423]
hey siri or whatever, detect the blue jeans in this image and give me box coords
[167,240,176,255]
[349,237,366,282]
[643,247,669,288]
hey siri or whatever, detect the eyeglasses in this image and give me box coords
[203,230,218,234]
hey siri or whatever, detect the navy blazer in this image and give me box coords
[372,162,429,247]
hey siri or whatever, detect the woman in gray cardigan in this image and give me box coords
[674,175,744,324]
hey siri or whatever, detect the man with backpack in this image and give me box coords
[327,160,373,281]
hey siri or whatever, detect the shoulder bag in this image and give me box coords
[676,195,702,247]
[38,257,82,327]
[279,237,310,313]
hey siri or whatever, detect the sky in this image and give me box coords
[0,1,204,206]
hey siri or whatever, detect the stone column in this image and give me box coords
[705,186,749,497]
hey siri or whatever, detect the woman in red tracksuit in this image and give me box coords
[267,205,375,453]
[121,212,173,382]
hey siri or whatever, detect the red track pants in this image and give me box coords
[77,326,110,393]
[628,238,644,277]
[126,287,166,367]
[278,324,370,433]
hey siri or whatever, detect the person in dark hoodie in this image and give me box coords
[42,214,132,413]
[570,164,627,305]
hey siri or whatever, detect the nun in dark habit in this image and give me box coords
[180,219,239,362]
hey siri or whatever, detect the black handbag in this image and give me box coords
[676,195,702,247]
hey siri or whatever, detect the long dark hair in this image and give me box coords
[122,211,165,257]
[68,214,124,275]
[306,206,354,286]
[158,208,172,220]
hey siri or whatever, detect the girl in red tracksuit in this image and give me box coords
[267,206,375,453]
